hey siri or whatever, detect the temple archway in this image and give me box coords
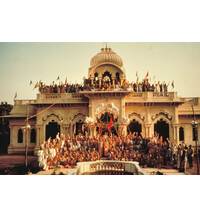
[115,72,120,84]
[95,103,119,136]
[45,121,60,140]
[71,113,86,136]
[100,112,113,123]
[74,120,84,135]
[179,127,184,141]
[42,113,63,140]
[102,71,112,84]
[30,128,36,143]
[154,119,169,140]
[127,119,142,135]
[97,112,118,135]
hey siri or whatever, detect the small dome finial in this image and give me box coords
[90,46,123,67]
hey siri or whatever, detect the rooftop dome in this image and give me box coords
[90,47,123,68]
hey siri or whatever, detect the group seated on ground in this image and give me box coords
[37,132,192,172]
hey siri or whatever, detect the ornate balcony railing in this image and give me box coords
[35,93,85,103]
[76,160,145,175]
[14,99,36,105]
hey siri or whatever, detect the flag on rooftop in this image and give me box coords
[172,80,175,89]
[33,81,39,89]
[14,92,17,100]
[145,71,149,79]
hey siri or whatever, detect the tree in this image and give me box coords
[0,102,13,154]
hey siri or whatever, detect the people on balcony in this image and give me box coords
[35,75,173,95]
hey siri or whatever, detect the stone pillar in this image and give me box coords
[171,124,175,145]
[112,76,116,89]
[120,74,125,86]
[94,126,97,137]
[9,126,14,148]
[61,124,66,135]
[172,124,179,146]
[119,124,127,136]
[91,77,94,86]
[173,107,179,145]
[60,122,64,134]
[99,77,102,88]
[89,102,92,117]
[40,124,45,144]
[73,123,76,136]
[120,98,125,121]
[88,127,91,137]
[123,125,127,136]
[36,126,40,146]
[70,123,73,137]
[8,125,15,154]
[34,125,42,155]
[176,125,179,145]
[91,127,95,137]
[64,124,70,136]
[144,124,151,138]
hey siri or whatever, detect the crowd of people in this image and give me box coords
[38,82,84,94]
[37,134,100,170]
[35,76,173,95]
[37,132,193,172]
[84,77,171,95]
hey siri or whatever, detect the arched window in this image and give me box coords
[179,127,184,141]
[154,119,169,140]
[116,72,120,82]
[46,121,60,140]
[94,72,98,78]
[127,119,142,135]
[30,128,36,143]
[192,125,198,141]
[94,72,99,87]
[103,71,112,81]
[75,120,84,135]
[17,129,23,143]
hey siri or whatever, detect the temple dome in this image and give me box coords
[90,47,123,68]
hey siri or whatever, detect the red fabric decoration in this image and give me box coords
[107,116,113,130]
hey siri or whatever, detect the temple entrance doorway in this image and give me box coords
[75,120,84,135]
[97,112,118,136]
[102,71,112,82]
[154,119,169,140]
[127,119,142,135]
[102,71,112,88]
[45,121,60,140]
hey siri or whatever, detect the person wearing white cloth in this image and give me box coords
[37,148,48,170]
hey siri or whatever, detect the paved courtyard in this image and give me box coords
[142,168,184,175]
[0,155,197,175]
[0,155,37,169]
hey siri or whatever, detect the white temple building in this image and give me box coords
[8,47,200,154]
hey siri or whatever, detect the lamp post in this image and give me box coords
[23,120,31,168]
[191,105,199,175]
[191,120,199,174]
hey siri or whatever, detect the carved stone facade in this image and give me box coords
[7,47,200,154]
